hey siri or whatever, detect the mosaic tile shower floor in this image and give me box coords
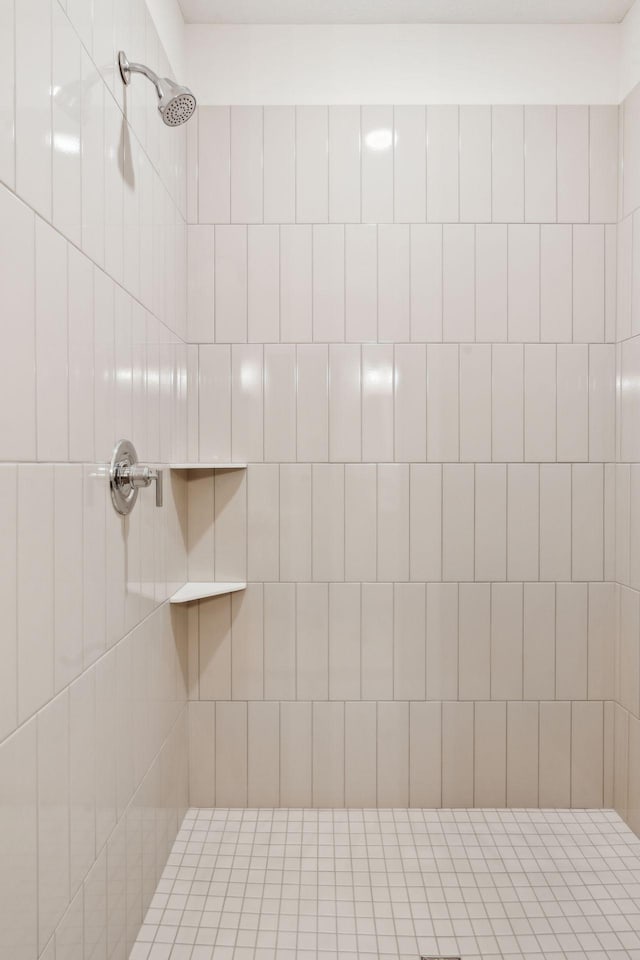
[130,808,640,960]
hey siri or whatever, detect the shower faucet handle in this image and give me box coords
[109,439,163,515]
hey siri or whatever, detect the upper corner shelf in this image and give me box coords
[169,463,247,470]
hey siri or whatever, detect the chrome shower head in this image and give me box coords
[118,51,196,126]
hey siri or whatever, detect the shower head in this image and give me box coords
[118,51,196,126]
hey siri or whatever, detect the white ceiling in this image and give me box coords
[178,0,634,25]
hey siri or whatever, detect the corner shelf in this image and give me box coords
[170,582,247,604]
[170,463,247,470]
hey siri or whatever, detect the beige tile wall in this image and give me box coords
[0,1,189,958]
[614,80,640,839]
[185,103,620,809]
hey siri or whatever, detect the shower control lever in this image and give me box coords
[110,439,163,516]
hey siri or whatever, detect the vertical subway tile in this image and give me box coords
[442,464,474,582]
[395,344,426,462]
[329,344,361,461]
[280,702,312,806]
[198,107,230,223]
[361,583,393,700]
[508,224,540,342]
[572,464,604,582]
[313,224,345,342]
[491,582,523,701]
[410,464,442,582]
[573,225,605,342]
[15,0,52,219]
[215,702,247,806]
[394,105,426,223]
[377,702,409,807]
[557,105,589,223]
[231,586,263,700]
[362,344,394,462]
[199,345,231,462]
[556,582,588,700]
[329,106,361,223]
[525,344,556,461]
[442,702,474,807]
[297,344,328,462]
[264,106,295,224]
[427,106,459,223]
[475,464,507,582]
[523,582,556,701]
[476,224,508,342]
[507,702,539,807]
[248,226,279,343]
[557,344,588,462]
[539,701,571,807]
[492,344,524,462]
[541,225,572,343]
[187,225,215,343]
[345,464,377,582]
[474,702,507,807]
[199,595,231,700]
[279,464,312,582]
[312,464,345,582]
[443,224,475,342]
[280,225,312,342]
[524,105,556,222]
[427,344,459,461]
[329,583,361,701]
[540,464,572,581]
[410,224,443,341]
[460,344,491,462]
[264,345,296,462]
[231,344,263,462]
[297,583,329,701]
[362,106,394,223]
[35,219,68,461]
[409,702,442,807]
[459,583,491,700]
[345,224,377,342]
[377,464,409,582]
[492,106,524,223]
[296,106,328,223]
[264,583,296,701]
[459,106,491,223]
[378,224,410,341]
[0,467,17,740]
[394,583,426,700]
[426,582,458,701]
[215,226,247,343]
[507,464,539,582]
[571,701,604,808]
[345,702,377,806]
[589,105,618,224]
[312,702,345,807]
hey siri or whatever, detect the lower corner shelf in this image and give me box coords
[169,582,247,604]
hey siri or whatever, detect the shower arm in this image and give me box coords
[118,52,163,99]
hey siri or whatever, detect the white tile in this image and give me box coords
[557,105,589,223]
[491,582,523,700]
[279,465,312,581]
[588,581,615,701]
[506,701,539,807]
[395,344,426,461]
[476,224,508,342]
[15,0,52,219]
[492,344,523,462]
[460,344,491,462]
[442,702,473,807]
[459,106,491,223]
[187,225,214,343]
[507,464,539,581]
[80,51,104,267]
[394,105,426,223]
[361,583,393,700]
[362,105,393,222]
[36,219,68,461]
[0,0,14,189]
[492,106,524,223]
[0,720,37,960]
[199,345,231,462]
[442,464,474,582]
[329,583,360,700]
[214,468,247,582]
[280,225,312,342]
[410,224,442,341]
[523,582,556,700]
[475,701,507,807]
[427,106,458,223]
[378,224,410,341]
[508,224,540,342]
[345,464,377,581]
[297,582,329,700]
[198,107,230,223]
[571,701,603,807]
[624,83,640,218]
[248,226,280,343]
[617,464,631,587]
[264,583,295,700]
[231,586,263,700]
[605,223,617,342]
[103,95,123,285]
[297,344,328,461]
[312,464,345,581]
[378,464,409,582]
[329,106,361,223]
[38,692,70,948]
[0,186,35,461]
[540,465,572,581]
[459,583,491,700]
[362,344,393,462]
[589,105,618,224]
[345,224,377,342]
[345,702,376,806]
[0,467,17,741]
[427,344,459,461]
[617,214,633,342]
[188,702,215,806]
[18,466,54,722]
[231,344,263,462]
[524,344,556,461]
[539,701,571,808]
[556,582,588,699]
[215,702,247,806]
[247,464,279,582]
[409,702,442,807]
[329,344,361,461]
[574,225,605,342]
[557,344,588,462]
[313,224,345,341]
[572,464,604,581]
[280,702,312,805]
[410,464,442,582]
[443,224,475,342]
[312,702,345,807]
[231,106,263,223]
[377,702,409,806]
[264,345,295,461]
[541,225,572,343]
[54,466,83,693]
[215,226,247,343]
[264,106,295,223]
[524,105,556,223]
[426,582,458,700]
[475,464,507,582]
[69,670,95,896]
[394,583,426,700]
[52,3,82,244]
[296,106,328,223]
[82,465,106,668]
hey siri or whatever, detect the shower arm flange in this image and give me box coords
[118,51,163,99]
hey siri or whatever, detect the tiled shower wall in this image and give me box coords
[614,81,640,836]
[186,103,619,809]
[0,2,189,959]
